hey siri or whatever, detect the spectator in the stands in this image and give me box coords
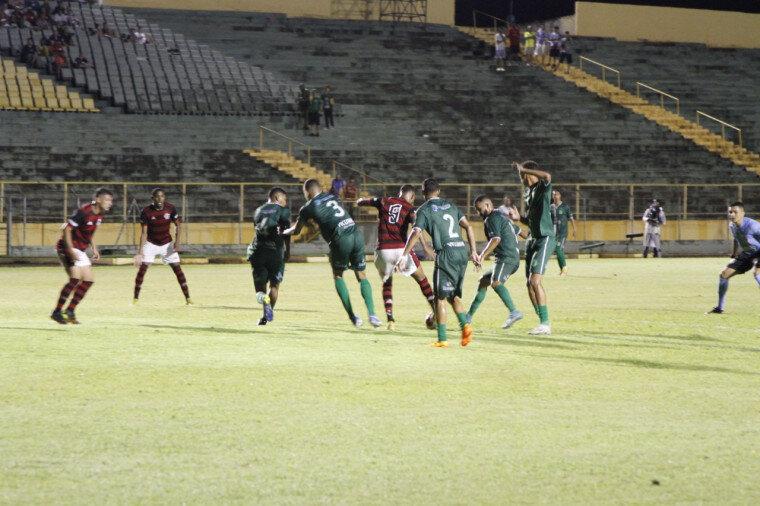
[493,25,506,72]
[73,55,90,69]
[19,37,37,66]
[322,85,335,129]
[507,23,521,63]
[558,31,573,70]
[297,84,309,132]
[523,26,535,65]
[51,51,67,76]
[344,177,359,217]
[548,26,561,69]
[534,26,546,64]
[307,89,322,137]
[330,174,346,198]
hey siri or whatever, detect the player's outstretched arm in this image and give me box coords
[515,162,551,182]
[173,221,182,252]
[355,197,375,207]
[135,224,147,266]
[479,236,501,263]
[396,227,422,272]
[282,218,303,236]
[91,237,100,262]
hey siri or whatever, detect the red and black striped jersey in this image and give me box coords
[140,203,179,246]
[362,196,415,249]
[56,203,104,252]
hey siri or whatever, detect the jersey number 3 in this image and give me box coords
[326,200,346,218]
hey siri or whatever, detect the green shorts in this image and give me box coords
[481,259,519,284]
[250,248,285,286]
[525,236,556,277]
[329,231,366,272]
[433,248,468,299]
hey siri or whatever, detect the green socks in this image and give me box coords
[468,287,487,317]
[334,278,355,320]
[493,285,516,312]
[537,305,550,325]
[436,323,447,342]
[359,279,376,316]
[556,246,567,269]
[456,312,468,329]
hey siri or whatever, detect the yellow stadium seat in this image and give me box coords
[70,97,82,110]
[33,96,47,109]
[82,98,96,111]
[69,91,80,100]
[55,85,67,97]
[58,97,71,109]
[9,96,22,109]
[46,97,62,111]
[21,96,34,108]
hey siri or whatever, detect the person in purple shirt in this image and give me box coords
[707,202,760,314]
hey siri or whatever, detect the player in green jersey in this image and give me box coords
[247,187,292,326]
[515,160,555,335]
[395,178,479,347]
[467,195,528,329]
[283,179,380,328]
[551,189,575,276]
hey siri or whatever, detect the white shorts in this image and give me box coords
[141,241,180,264]
[374,248,418,282]
[71,248,91,267]
[533,43,546,56]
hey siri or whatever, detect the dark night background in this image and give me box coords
[456,0,760,25]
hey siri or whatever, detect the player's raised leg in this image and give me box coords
[468,274,491,320]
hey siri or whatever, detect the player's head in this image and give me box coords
[93,187,114,212]
[473,195,493,217]
[520,160,540,186]
[269,187,287,206]
[151,187,166,208]
[503,195,514,207]
[303,179,321,199]
[552,189,561,204]
[422,178,440,199]
[399,184,416,204]
[728,202,745,224]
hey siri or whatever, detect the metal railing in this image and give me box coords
[258,125,312,165]
[696,110,743,147]
[471,9,511,32]
[635,82,680,115]
[579,56,621,88]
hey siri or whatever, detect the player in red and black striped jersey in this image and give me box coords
[132,188,191,304]
[51,187,114,324]
[357,184,436,330]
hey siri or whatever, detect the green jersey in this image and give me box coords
[298,192,356,243]
[525,179,555,238]
[484,211,520,264]
[414,198,468,255]
[251,203,291,252]
[552,202,573,238]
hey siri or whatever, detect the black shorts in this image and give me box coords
[308,112,320,125]
[728,251,758,274]
[549,46,560,57]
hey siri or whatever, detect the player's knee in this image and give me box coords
[490,280,501,289]
[528,276,542,289]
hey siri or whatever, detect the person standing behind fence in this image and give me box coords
[494,26,507,72]
[322,85,336,129]
[507,24,521,64]
[558,31,573,70]
[297,84,309,133]
[642,199,666,257]
[534,27,547,64]
[307,89,322,137]
[523,26,536,65]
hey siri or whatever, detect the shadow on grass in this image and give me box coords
[523,352,759,376]
[477,336,576,350]
[0,326,67,333]
[576,330,718,343]
[141,324,254,335]
[196,305,320,313]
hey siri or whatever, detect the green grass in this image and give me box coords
[1,258,759,503]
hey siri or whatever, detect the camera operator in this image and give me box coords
[642,198,666,258]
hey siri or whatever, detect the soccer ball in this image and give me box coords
[425,312,436,330]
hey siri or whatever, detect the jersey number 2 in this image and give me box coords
[443,214,460,238]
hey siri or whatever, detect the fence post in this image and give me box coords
[466,184,472,217]
[181,183,188,245]
[238,183,245,245]
[628,185,634,221]
[63,182,68,221]
[259,127,264,150]
[307,146,311,166]
[122,183,128,223]
[738,184,743,203]
[332,160,336,179]
[6,197,12,256]
[0,181,4,224]
[682,185,688,220]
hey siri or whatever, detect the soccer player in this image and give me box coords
[283,179,380,328]
[707,202,760,314]
[357,185,436,330]
[551,189,575,275]
[468,195,526,329]
[51,187,113,324]
[133,188,191,305]
[395,178,478,347]
[515,161,555,335]
[247,187,291,326]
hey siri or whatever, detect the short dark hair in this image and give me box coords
[269,187,287,200]
[553,189,561,196]
[473,194,490,207]
[151,187,164,197]
[522,160,539,171]
[422,178,439,195]
[399,184,415,196]
[94,187,113,198]
[730,201,744,209]
[304,179,321,193]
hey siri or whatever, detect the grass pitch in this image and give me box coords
[1,258,759,503]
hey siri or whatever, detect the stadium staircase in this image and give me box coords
[244,148,333,190]
[463,28,760,175]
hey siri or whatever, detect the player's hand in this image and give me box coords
[471,252,482,271]
[133,254,143,267]
[173,242,183,253]
[507,206,521,221]
[91,248,101,262]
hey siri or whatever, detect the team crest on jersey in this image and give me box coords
[431,203,451,212]
[87,221,93,225]
[164,213,170,219]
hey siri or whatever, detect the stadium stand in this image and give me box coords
[0,57,97,112]
[0,2,296,114]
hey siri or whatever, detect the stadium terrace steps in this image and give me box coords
[0,58,97,112]
[245,148,333,189]
[464,28,760,176]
